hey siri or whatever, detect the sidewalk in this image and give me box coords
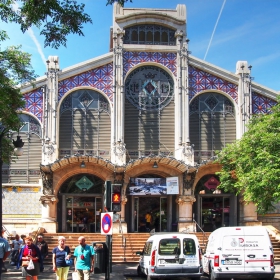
[2,262,280,279]
[1,262,139,280]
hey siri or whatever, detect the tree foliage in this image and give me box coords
[0,30,34,162]
[0,0,93,161]
[216,99,280,214]
[106,0,132,6]
[0,0,128,160]
[0,0,92,48]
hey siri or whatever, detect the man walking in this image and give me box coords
[10,234,23,265]
[74,236,95,280]
[35,235,49,271]
[0,228,10,279]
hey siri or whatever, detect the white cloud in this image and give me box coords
[27,28,47,67]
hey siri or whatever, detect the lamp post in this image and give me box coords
[0,133,24,232]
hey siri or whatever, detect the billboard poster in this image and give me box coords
[166,177,179,194]
[128,177,179,195]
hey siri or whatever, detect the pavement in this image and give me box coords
[2,262,280,280]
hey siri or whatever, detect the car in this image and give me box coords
[136,232,203,280]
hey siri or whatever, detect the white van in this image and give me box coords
[202,226,275,280]
[136,232,203,280]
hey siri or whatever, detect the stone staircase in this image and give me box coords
[270,235,280,263]
[42,232,210,264]
[42,231,280,264]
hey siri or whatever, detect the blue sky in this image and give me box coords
[2,0,280,91]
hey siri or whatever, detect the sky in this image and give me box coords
[2,0,280,91]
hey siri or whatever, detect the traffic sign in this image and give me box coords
[101,212,113,235]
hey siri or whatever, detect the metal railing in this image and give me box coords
[31,227,45,243]
[193,219,207,249]
[118,215,126,261]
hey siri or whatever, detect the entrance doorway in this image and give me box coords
[133,197,167,232]
[195,194,237,232]
[62,196,102,233]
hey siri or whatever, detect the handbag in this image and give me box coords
[65,258,74,266]
[65,250,73,266]
[22,260,29,267]
[27,259,34,270]
[72,272,79,280]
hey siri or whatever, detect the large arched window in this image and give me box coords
[124,66,175,160]
[189,93,236,163]
[2,113,42,183]
[123,24,176,45]
[59,89,111,159]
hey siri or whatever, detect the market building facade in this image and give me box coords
[3,3,279,234]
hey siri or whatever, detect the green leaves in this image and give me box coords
[106,0,133,6]
[1,0,92,49]
[216,98,280,214]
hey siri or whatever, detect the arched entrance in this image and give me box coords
[57,173,104,233]
[126,175,174,233]
[194,174,237,232]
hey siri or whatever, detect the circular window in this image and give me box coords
[125,66,174,111]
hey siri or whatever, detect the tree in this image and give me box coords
[0,30,35,162]
[0,0,92,161]
[216,99,280,214]
[0,0,92,48]
[0,0,129,160]
[106,0,132,6]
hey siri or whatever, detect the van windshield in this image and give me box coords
[159,238,180,255]
[183,238,196,255]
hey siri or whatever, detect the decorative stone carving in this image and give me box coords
[39,195,58,205]
[43,144,54,155]
[183,170,196,190]
[40,167,53,195]
[121,195,127,205]
[182,142,194,158]
[113,140,126,157]
[176,195,196,205]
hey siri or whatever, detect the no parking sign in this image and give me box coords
[101,212,113,235]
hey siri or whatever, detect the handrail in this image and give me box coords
[118,214,126,261]
[2,225,11,239]
[31,227,45,243]
[193,219,206,249]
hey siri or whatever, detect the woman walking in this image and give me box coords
[52,236,71,280]
[17,236,43,280]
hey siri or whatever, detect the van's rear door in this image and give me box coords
[243,228,272,272]
[221,228,245,273]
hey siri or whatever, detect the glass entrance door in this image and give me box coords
[195,194,236,232]
[134,197,167,232]
[63,196,102,232]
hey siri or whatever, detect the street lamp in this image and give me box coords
[0,133,24,232]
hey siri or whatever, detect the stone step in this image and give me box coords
[41,231,280,264]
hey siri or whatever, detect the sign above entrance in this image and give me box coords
[128,177,179,195]
[76,176,94,191]
[204,176,220,191]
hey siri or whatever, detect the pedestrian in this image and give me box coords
[145,211,152,229]
[35,235,48,271]
[0,227,10,279]
[10,234,23,265]
[17,236,43,280]
[52,236,71,280]
[73,236,95,280]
